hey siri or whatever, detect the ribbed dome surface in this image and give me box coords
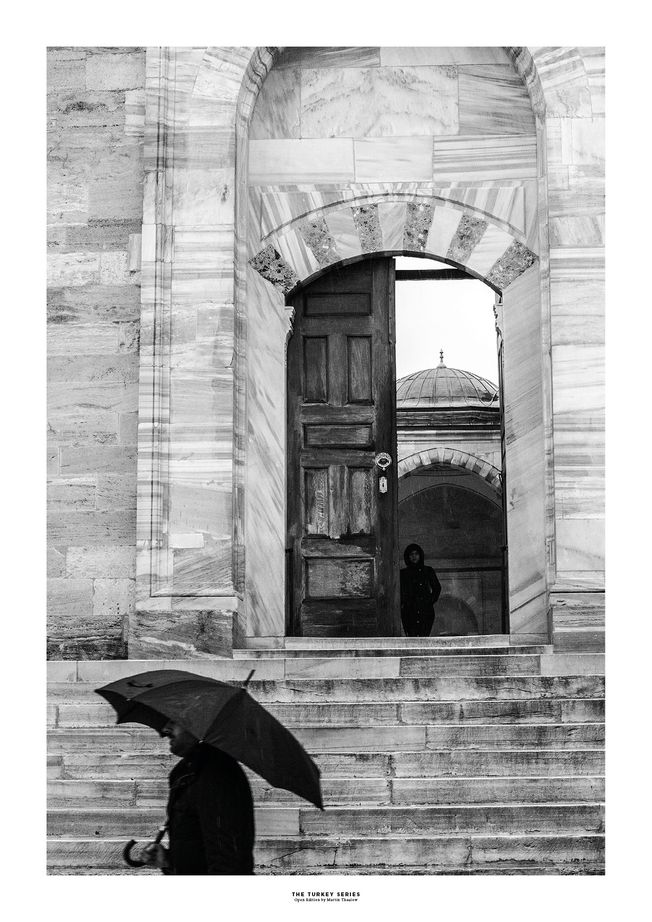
[396,358,498,409]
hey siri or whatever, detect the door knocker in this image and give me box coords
[374,452,392,494]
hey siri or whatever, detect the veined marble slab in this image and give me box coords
[245,267,289,638]
[376,201,408,250]
[433,135,537,182]
[250,68,301,140]
[249,139,355,184]
[380,48,511,67]
[551,344,604,423]
[550,278,604,345]
[275,230,321,280]
[580,47,605,116]
[466,224,515,275]
[171,168,235,226]
[549,214,604,248]
[258,188,353,241]
[549,247,604,280]
[436,183,527,238]
[560,118,605,166]
[276,47,381,69]
[458,66,535,135]
[530,47,593,118]
[556,520,604,572]
[324,208,361,260]
[354,137,432,182]
[425,206,464,258]
[300,66,458,138]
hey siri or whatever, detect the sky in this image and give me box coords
[395,257,499,384]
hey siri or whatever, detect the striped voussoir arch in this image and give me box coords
[249,196,537,295]
[398,447,502,493]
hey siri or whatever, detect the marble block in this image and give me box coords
[324,208,361,260]
[556,520,604,572]
[250,68,301,140]
[434,135,537,182]
[560,118,605,167]
[447,214,488,265]
[300,66,458,138]
[466,224,518,276]
[425,205,465,258]
[531,47,593,118]
[458,66,535,135]
[436,183,527,238]
[275,230,321,281]
[551,344,604,424]
[355,137,433,183]
[171,168,235,226]
[297,215,341,267]
[401,201,434,251]
[48,252,100,288]
[550,279,604,346]
[351,204,383,253]
[85,50,145,92]
[380,48,512,67]
[549,214,604,248]
[276,47,382,69]
[376,202,408,251]
[249,139,355,184]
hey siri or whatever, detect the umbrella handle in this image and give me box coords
[123,825,168,868]
[123,839,145,868]
[243,669,255,688]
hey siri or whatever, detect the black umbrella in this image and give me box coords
[95,669,323,809]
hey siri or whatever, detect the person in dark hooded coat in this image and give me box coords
[142,720,255,875]
[400,543,442,637]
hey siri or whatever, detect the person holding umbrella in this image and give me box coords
[141,720,255,875]
[96,668,323,875]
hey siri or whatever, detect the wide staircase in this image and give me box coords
[47,636,605,874]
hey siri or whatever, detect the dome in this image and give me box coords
[396,353,499,409]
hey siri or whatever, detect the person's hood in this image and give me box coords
[404,543,425,567]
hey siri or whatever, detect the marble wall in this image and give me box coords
[243,46,604,648]
[500,266,548,639]
[244,47,545,640]
[47,46,603,656]
[133,48,272,657]
[47,48,146,658]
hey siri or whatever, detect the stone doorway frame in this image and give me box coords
[132,46,604,657]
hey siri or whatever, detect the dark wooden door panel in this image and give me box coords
[287,259,399,637]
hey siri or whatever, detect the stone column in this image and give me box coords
[132,47,262,657]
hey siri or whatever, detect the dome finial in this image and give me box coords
[439,349,445,366]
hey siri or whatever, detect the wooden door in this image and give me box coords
[287,259,400,637]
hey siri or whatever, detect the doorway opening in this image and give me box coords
[395,256,508,636]
[286,255,508,638]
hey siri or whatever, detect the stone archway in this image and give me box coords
[249,198,536,296]
[398,448,502,493]
[133,45,604,656]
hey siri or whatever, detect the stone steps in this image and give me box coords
[46,642,604,874]
[46,653,604,684]
[234,645,552,658]
[49,746,604,778]
[47,775,605,807]
[47,834,605,873]
[48,722,604,750]
[47,691,604,724]
[48,803,604,838]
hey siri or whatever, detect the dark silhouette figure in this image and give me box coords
[143,721,255,875]
[400,543,442,637]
